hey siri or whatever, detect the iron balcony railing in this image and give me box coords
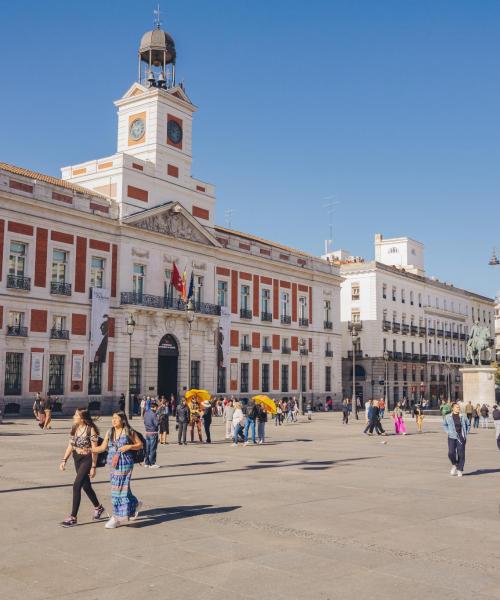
[383,320,391,331]
[445,331,452,338]
[410,326,418,336]
[324,320,333,330]
[429,354,440,361]
[240,343,252,352]
[6,325,28,337]
[393,352,403,360]
[281,347,291,354]
[437,329,444,337]
[459,333,466,340]
[347,350,363,359]
[348,321,362,331]
[428,327,436,336]
[419,327,426,336]
[120,292,221,316]
[299,318,309,327]
[7,274,31,291]
[50,281,72,296]
[325,350,333,357]
[299,348,309,356]
[403,352,412,361]
[280,315,291,325]
[452,332,459,339]
[262,345,272,353]
[402,324,409,334]
[240,308,252,320]
[50,328,70,340]
[392,322,401,333]
[261,312,273,322]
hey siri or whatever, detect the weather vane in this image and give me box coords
[153,3,162,29]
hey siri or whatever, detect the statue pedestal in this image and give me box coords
[459,367,496,406]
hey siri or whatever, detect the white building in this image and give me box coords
[0,23,343,415]
[325,234,495,407]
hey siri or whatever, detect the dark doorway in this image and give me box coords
[158,335,179,398]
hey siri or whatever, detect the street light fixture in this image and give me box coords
[299,337,306,414]
[186,299,195,389]
[349,321,361,418]
[383,350,389,409]
[126,313,136,420]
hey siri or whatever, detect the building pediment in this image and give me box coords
[122,202,221,247]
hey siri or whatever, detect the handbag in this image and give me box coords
[96,435,108,468]
[129,430,146,464]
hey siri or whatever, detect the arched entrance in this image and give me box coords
[158,334,179,398]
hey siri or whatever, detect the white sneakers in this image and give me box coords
[105,516,121,529]
[450,466,457,476]
[456,470,463,477]
[149,464,160,469]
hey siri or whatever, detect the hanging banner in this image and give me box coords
[218,306,231,368]
[90,288,110,363]
[30,351,44,381]
[72,355,84,381]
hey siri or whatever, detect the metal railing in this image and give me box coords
[50,328,70,340]
[120,292,221,316]
[299,318,309,327]
[240,308,252,320]
[262,345,272,353]
[6,325,28,337]
[324,320,333,330]
[50,281,72,296]
[281,347,291,354]
[280,315,291,325]
[261,312,273,322]
[7,274,31,291]
[240,343,252,352]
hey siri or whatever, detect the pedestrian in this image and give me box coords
[43,394,53,430]
[415,403,424,433]
[118,393,126,412]
[232,401,245,447]
[465,400,474,426]
[33,393,45,429]
[223,399,235,439]
[443,402,470,477]
[493,405,500,441]
[140,396,146,417]
[189,400,203,443]
[480,404,489,429]
[342,399,350,424]
[292,397,300,421]
[157,396,169,445]
[367,400,386,436]
[275,401,283,426]
[170,393,177,417]
[440,399,452,420]
[176,398,190,445]
[257,403,267,444]
[59,408,107,527]
[244,399,257,445]
[306,400,313,421]
[365,399,371,424]
[143,402,160,468]
[202,401,212,443]
[392,403,407,435]
[378,397,386,419]
[91,411,143,528]
[473,404,481,428]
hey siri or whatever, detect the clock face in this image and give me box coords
[167,119,183,144]
[129,118,145,141]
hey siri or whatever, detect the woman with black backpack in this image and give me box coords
[59,408,108,527]
[91,411,144,529]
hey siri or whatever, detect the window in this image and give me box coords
[351,283,360,301]
[299,296,308,320]
[9,242,26,277]
[164,270,173,299]
[382,283,387,299]
[281,365,289,392]
[324,299,331,321]
[241,334,251,350]
[88,362,102,395]
[240,363,249,393]
[326,342,332,353]
[90,257,105,289]
[392,286,396,301]
[262,364,270,393]
[133,264,145,295]
[51,250,67,283]
[195,276,204,304]
[418,293,422,307]
[300,365,307,392]
[217,280,228,307]
[325,366,331,392]
[401,289,406,304]
[191,361,200,389]
[48,355,65,395]
[4,352,23,395]
[240,285,250,310]
[281,291,290,317]
[8,311,24,327]
[52,315,67,331]
[263,335,270,349]
[217,367,226,393]
[262,288,271,314]
[130,358,141,394]
[351,310,360,323]
[410,291,414,305]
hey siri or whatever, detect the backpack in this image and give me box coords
[95,435,108,468]
[128,429,146,464]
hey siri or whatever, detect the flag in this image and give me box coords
[171,263,183,293]
[187,271,194,301]
[181,267,187,302]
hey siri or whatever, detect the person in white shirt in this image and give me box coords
[223,399,235,439]
[232,402,244,447]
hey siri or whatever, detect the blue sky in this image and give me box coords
[1,0,499,297]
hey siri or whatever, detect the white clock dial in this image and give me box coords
[129,118,145,141]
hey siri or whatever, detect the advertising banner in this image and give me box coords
[90,288,110,363]
[72,355,84,381]
[218,306,231,368]
[30,351,44,381]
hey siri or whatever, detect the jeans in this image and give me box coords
[473,415,480,428]
[234,423,243,444]
[145,434,158,465]
[257,421,265,442]
[203,419,211,443]
[448,437,466,472]
[244,418,256,442]
[177,421,188,444]
[480,416,488,428]
[368,418,385,435]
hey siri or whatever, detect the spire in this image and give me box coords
[153,3,162,30]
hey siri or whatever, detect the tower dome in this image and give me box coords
[137,9,177,89]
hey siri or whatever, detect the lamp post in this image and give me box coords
[383,350,389,409]
[186,299,195,389]
[445,359,451,402]
[126,313,136,420]
[349,322,361,417]
[299,337,306,414]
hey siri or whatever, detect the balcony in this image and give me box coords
[347,350,363,359]
[428,327,435,336]
[383,350,393,360]
[240,308,253,320]
[419,327,426,336]
[262,345,272,353]
[50,281,72,296]
[429,354,440,362]
[6,325,28,337]
[452,332,459,339]
[401,324,409,335]
[261,311,273,322]
[459,333,466,340]
[445,331,452,338]
[240,343,252,352]
[325,350,333,357]
[410,325,418,336]
[348,321,362,332]
[299,318,309,327]
[120,292,221,316]
[50,328,69,340]
[437,329,444,337]
[7,274,31,291]
[280,315,291,325]
[299,348,309,356]
[382,320,391,331]
[403,352,412,361]
[392,322,401,333]
[393,352,403,361]
[281,346,291,355]
[324,320,333,330]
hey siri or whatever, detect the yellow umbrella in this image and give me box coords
[252,395,277,415]
[185,389,211,402]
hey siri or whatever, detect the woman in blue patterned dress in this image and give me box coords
[92,411,143,529]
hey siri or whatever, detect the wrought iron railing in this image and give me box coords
[50,328,70,340]
[6,325,28,337]
[280,315,291,325]
[7,274,31,291]
[120,292,221,316]
[240,308,253,320]
[261,312,273,322]
[50,281,72,296]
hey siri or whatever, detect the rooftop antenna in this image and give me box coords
[322,196,340,255]
[153,3,162,29]
[224,208,235,229]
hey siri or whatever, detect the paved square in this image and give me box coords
[2,413,500,599]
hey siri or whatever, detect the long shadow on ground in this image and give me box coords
[129,504,241,528]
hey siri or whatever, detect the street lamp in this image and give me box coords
[186,298,195,389]
[349,322,361,418]
[383,350,389,409]
[299,337,306,414]
[445,359,451,402]
[126,313,136,420]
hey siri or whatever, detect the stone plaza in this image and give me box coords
[2,412,500,600]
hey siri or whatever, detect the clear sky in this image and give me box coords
[1,0,499,298]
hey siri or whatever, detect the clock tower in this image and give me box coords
[61,20,215,225]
